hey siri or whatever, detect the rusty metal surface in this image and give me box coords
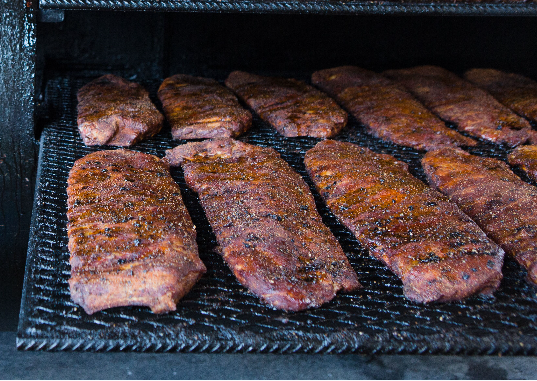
[17,76,537,353]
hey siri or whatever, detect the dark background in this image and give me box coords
[1,9,537,377]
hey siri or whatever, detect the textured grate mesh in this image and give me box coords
[38,0,537,16]
[17,76,537,353]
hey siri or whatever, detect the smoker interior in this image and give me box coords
[15,12,537,353]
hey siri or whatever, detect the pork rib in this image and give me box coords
[304,140,504,303]
[384,66,533,147]
[77,74,164,146]
[312,66,476,151]
[422,147,537,285]
[508,145,537,182]
[165,138,361,311]
[225,71,347,138]
[158,74,252,140]
[67,149,205,314]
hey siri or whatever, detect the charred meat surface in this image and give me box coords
[225,71,347,138]
[422,147,537,285]
[165,138,360,311]
[304,140,504,303]
[158,74,252,140]
[77,74,164,146]
[508,145,537,182]
[384,66,533,147]
[465,68,537,124]
[67,150,205,314]
[312,66,476,151]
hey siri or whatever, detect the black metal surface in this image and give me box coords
[17,76,537,353]
[38,0,537,16]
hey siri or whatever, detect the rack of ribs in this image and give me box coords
[465,68,537,124]
[304,140,504,303]
[508,145,537,182]
[312,66,476,151]
[165,138,361,311]
[225,71,347,138]
[77,74,164,146]
[158,74,252,140]
[67,150,205,314]
[422,147,537,285]
[384,66,533,147]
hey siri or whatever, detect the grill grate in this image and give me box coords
[17,76,537,353]
[39,0,537,16]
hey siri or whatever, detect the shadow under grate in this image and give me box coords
[17,76,537,354]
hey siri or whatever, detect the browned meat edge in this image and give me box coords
[225,71,348,138]
[165,138,361,311]
[312,66,476,151]
[304,140,504,303]
[67,149,205,314]
[384,66,533,147]
[508,145,537,182]
[158,74,252,140]
[77,74,164,147]
[422,147,537,285]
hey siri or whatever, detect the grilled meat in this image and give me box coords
[225,71,347,138]
[422,147,537,285]
[508,145,537,182]
[158,74,252,140]
[304,140,504,303]
[465,68,537,123]
[77,74,164,146]
[384,66,533,147]
[67,149,205,314]
[312,66,476,151]
[165,138,361,311]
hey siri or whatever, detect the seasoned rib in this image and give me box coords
[158,74,252,140]
[165,138,360,311]
[304,140,504,303]
[312,66,476,151]
[508,145,537,182]
[77,74,164,146]
[67,150,205,314]
[225,71,347,138]
[384,66,533,147]
[422,147,537,285]
[465,68,537,123]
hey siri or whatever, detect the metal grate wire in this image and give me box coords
[17,76,537,353]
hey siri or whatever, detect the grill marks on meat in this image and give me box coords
[422,147,537,285]
[225,71,347,138]
[508,145,537,182]
[312,66,476,151]
[67,150,205,314]
[384,66,533,147]
[158,74,252,140]
[304,140,504,303]
[77,74,164,146]
[165,138,360,311]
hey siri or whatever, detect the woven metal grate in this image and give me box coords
[38,0,537,16]
[17,76,537,353]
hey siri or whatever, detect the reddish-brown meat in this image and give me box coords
[165,138,360,311]
[312,66,476,151]
[225,71,347,138]
[158,74,252,140]
[67,150,205,314]
[422,147,537,285]
[384,66,533,147]
[508,145,537,182]
[77,74,164,146]
[465,68,537,123]
[304,140,504,303]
